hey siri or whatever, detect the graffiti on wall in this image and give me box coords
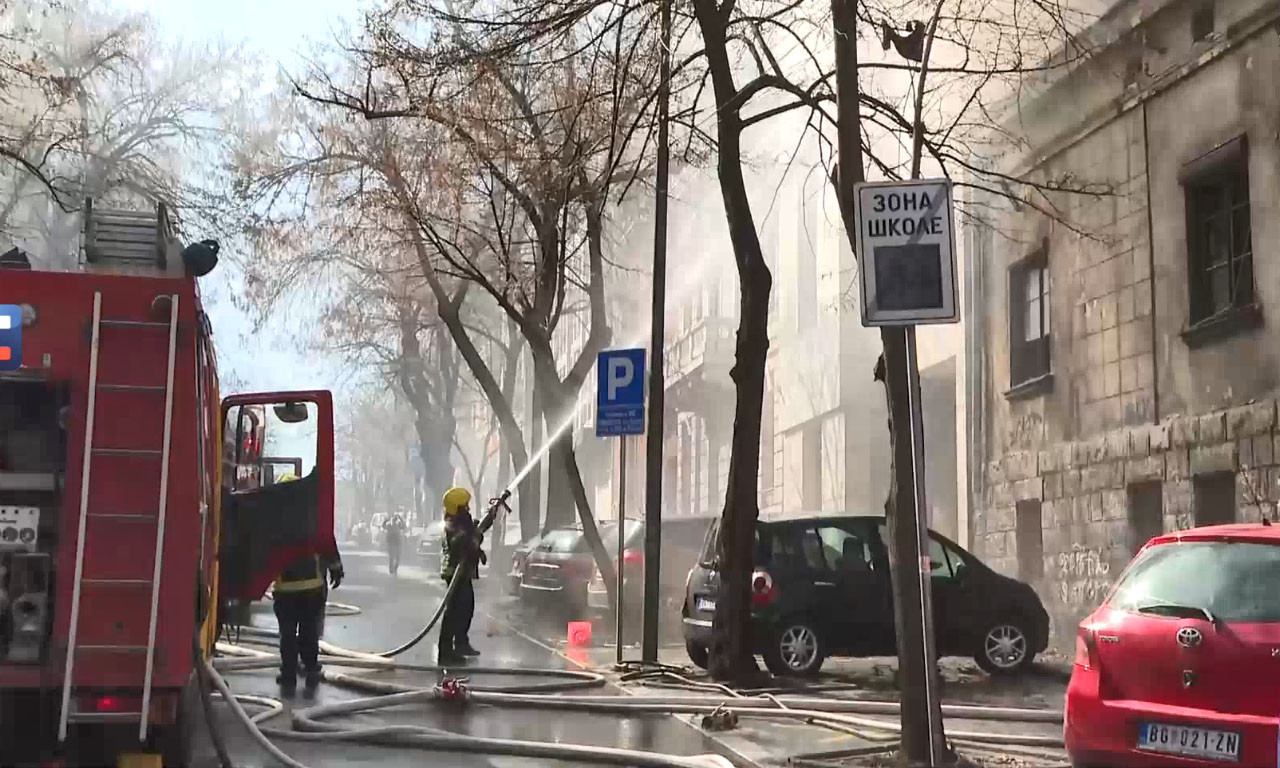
[1056,544,1114,607]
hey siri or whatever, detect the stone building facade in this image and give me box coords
[965,0,1280,647]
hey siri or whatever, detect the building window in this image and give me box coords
[1191,2,1215,42]
[1015,500,1044,582]
[1009,242,1051,388]
[1183,137,1254,325]
[1193,472,1236,527]
[1127,481,1164,556]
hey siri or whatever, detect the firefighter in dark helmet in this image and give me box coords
[272,473,344,696]
[439,486,485,664]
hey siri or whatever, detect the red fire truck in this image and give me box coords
[0,202,336,767]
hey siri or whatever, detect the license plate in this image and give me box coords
[1138,722,1240,762]
[696,597,716,612]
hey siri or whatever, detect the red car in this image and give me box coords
[1065,523,1280,767]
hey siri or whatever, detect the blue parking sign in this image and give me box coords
[596,349,646,437]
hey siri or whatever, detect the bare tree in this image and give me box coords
[276,6,669,610]
[0,0,247,262]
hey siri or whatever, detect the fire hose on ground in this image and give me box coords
[199,493,1067,767]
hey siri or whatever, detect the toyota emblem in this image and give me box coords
[1177,627,1204,649]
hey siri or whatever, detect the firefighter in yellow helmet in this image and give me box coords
[271,471,344,697]
[438,486,485,664]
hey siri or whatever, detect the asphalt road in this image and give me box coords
[196,545,730,768]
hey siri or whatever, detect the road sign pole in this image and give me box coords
[642,0,672,664]
[905,325,945,766]
[616,436,627,665]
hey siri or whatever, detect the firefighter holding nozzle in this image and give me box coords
[438,486,486,665]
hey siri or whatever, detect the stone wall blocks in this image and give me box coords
[1189,442,1237,476]
[1104,431,1128,461]
[1169,417,1196,449]
[1044,472,1064,500]
[1125,455,1164,483]
[1013,477,1044,502]
[1128,427,1151,457]
[1149,422,1170,452]
[1166,449,1190,481]
[1252,435,1274,467]
[1198,412,1227,445]
[1227,401,1276,440]
[1063,470,1083,497]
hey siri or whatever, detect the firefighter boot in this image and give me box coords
[456,639,481,657]
[303,668,322,696]
[277,670,297,698]
[438,642,466,666]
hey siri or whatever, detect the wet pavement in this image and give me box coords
[504,589,1070,768]
[194,544,731,768]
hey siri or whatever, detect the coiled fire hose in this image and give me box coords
[202,493,1065,766]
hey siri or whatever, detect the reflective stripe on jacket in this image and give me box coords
[274,554,325,593]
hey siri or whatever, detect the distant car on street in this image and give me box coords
[520,522,617,616]
[682,513,1049,676]
[350,521,372,549]
[416,520,447,567]
[587,516,716,620]
[1065,522,1280,768]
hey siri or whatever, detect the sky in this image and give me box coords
[109,0,366,395]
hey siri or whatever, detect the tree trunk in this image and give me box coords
[692,0,773,682]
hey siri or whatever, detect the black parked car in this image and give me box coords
[682,514,1049,676]
[519,522,617,616]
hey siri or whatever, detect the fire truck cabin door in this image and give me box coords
[217,391,335,604]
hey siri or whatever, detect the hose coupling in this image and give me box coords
[436,677,471,702]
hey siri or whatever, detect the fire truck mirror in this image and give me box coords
[273,402,309,424]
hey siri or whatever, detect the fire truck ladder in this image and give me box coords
[58,291,181,743]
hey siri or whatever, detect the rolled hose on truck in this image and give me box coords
[198,496,1065,767]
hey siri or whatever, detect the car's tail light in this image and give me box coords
[511,556,521,572]
[750,569,776,607]
[622,549,643,566]
[1075,626,1099,670]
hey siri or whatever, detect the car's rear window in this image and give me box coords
[602,520,642,552]
[1109,540,1280,623]
[539,529,585,552]
[698,519,769,567]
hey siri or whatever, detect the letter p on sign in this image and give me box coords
[608,356,634,400]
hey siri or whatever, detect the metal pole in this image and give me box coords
[905,326,945,766]
[616,437,627,665]
[642,0,672,663]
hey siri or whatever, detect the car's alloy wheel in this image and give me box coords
[765,620,824,676]
[978,622,1030,674]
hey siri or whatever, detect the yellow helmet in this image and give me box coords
[276,472,298,483]
[443,487,472,517]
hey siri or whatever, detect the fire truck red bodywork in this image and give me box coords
[0,266,335,764]
[1,270,217,696]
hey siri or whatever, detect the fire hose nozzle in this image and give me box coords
[478,490,513,534]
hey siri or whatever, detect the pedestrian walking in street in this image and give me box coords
[271,473,344,697]
[438,486,485,665]
[383,512,408,575]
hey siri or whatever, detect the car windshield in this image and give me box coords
[1109,540,1280,623]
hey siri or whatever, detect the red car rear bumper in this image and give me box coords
[1066,671,1278,767]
